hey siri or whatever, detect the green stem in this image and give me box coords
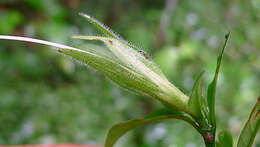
[203,132,215,147]
[205,142,215,147]
[202,130,215,147]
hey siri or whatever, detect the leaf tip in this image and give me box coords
[225,32,231,40]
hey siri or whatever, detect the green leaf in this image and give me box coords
[188,72,211,136]
[237,96,260,147]
[105,109,199,147]
[216,130,233,147]
[207,32,230,134]
[188,72,206,118]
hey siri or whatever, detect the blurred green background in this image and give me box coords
[0,0,259,146]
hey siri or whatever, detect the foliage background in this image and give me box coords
[0,0,259,146]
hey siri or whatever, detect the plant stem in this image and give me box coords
[202,131,215,147]
[205,142,215,147]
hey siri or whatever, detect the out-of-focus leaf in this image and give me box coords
[105,109,199,147]
[237,96,260,147]
[216,130,233,147]
[0,144,101,147]
[25,0,45,10]
[207,32,230,134]
[0,11,24,34]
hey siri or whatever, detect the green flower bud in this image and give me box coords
[60,36,189,112]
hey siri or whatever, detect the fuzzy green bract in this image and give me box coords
[61,35,189,112]
[79,13,140,51]
[79,13,122,41]
[59,45,161,100]
[237,96,260,147]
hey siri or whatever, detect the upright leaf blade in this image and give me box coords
[105,109,199,147]
[207,32,230,134]
[237,96,260,147]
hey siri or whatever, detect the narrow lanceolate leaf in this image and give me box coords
[207,32,230,134]
[237,96,260,147]
[105,109,199,147]
[216,130,233,147]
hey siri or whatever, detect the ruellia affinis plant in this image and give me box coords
[0,13,259,147]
